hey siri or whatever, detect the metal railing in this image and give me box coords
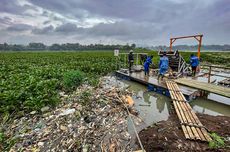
[117,53,148,69]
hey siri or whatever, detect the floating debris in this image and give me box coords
[2,76,135,151]
[139,104,151,107]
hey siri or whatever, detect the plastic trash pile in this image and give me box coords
[2,76,135,151]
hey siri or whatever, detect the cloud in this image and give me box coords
[85,21,164,40]
[0,0,229,45]
[43,20,51,25]
[0,17,13,26]
[6,24,33,31]
[55,23,83,33]
[0,0,25,14]
[32,25,54,34]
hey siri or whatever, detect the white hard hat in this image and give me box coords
[129,50,133,53]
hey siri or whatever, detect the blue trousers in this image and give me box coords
[160,68,167,75]
[144,66,149,75]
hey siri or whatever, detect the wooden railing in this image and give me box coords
[201,65,230,83]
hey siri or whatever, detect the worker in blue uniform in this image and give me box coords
[158,52,169,80]
[144,55,153,76]
[190,54,199,76]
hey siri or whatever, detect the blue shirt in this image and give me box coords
[144,57,152,69]
[159,56,169,69]
[190,56,199,67]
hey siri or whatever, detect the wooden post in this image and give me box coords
[208,66,212,83]
[170,39,173,52]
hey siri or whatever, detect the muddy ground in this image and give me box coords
[138,111,230,152]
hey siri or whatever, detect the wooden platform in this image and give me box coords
[175,78,230,98]
[166,81,212,142]
[116,70,200,101]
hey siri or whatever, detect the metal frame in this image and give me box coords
[118,53,148,68]
[169,34,203,58]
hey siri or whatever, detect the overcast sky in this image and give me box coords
[0,0,229,46]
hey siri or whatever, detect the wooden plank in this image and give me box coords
[170,90,177,100]
[196,128,207,141]
[175,101,188,123]
[184,102,202,126]
[173,91,183,102]
[173,100,184,123]
[189,108,203,126]
[175,78,230,98]
[171,82,180,92]
[175,91,185,102]
[191,127,201,140]
[181,102,197,125]
[173,83,187,101]
[182,125,190,139]
[186,126,195,140]
[201,128,212,141]
[166,80,212,142]
[178,102,192,124]
[174,100,186,123]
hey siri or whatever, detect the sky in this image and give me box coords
[0,0,229,46]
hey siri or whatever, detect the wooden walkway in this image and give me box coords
[116,70,200,100]
[166,81,212,142]
[175,78,230,98]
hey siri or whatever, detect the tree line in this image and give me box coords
[152,44,230,51]
[0,42,229,51]
[0,43,136,51]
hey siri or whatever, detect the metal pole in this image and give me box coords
[197,36,202,58]
[208,66,211,83]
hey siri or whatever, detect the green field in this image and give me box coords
[0,51,230,115]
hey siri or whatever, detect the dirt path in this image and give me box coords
[138,112,230,151]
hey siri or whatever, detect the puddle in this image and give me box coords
[190,98,230,117]
[122,80,170,132]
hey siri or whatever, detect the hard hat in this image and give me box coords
[129,50,133,53]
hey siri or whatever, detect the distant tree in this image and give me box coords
[131,43,136,49]
[28,43,46,50]
[49,44,61,50]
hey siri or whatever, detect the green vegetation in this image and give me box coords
[0,132,3,142]
[0,131,18,152]
[0,52,116,115]
[0,51,230,117]
[209,133,225,149]
[63,70,84,91]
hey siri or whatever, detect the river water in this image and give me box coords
[104,75,230,149]
[120,79,230,136]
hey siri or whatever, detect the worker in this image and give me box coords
[190,54,199,76]
[128,50,134,72]
[158,52,169,80]
[144,55,153,76]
